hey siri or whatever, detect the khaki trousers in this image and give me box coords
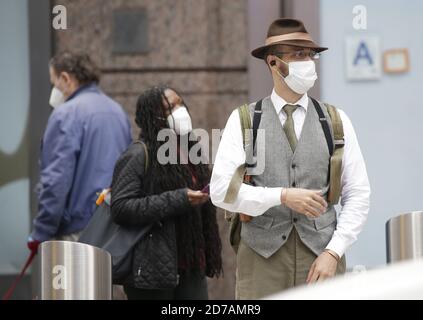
[236,228,346,300]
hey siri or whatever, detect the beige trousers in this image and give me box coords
[236,228,346,300]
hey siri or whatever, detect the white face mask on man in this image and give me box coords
[167,106,193,136]
[274,57,317,94]
[49,86,65,108]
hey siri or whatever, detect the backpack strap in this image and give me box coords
[224,100,263,251]
[238,103,251,149]
[251,100,263,159]
[245,100,263,168]
[310,97,344,204]
[311,97,334,155]
[223,100,263,204]
[325,104,345,151]
[324,103,344,205]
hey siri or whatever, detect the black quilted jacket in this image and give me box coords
[110,142,191,289]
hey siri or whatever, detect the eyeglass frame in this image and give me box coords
[273,49,321,61]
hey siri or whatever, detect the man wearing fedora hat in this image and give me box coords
[211,18,370,299]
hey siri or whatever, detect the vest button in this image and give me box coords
[282,235,287,240]
[292,164,296,169]
[293,218,298,223]
[292,182,296,187]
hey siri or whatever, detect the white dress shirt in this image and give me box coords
[210,89,371,257]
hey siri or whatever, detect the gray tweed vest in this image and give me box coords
[241,96,337,258]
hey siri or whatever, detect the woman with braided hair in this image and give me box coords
[111,85,222,300]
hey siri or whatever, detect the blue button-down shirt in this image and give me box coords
[31,83,132,241]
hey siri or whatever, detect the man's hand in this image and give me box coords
[27,236,41,255]
[306,250,339,283]
[281,188,327,217]
[187,189,209,206]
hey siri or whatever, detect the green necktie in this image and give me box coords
[283,104,299,151]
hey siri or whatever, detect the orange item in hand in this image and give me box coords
[95,189,111,206]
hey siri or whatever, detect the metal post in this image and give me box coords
[386,211,423,263]
[40,241,112,300]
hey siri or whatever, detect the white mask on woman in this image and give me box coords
[167,106,192,136]
[49,86,65,108]
[275,58,317,94]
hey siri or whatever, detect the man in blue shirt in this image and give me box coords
[28,52,132,253]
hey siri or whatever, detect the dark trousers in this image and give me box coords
[124,272,208,300]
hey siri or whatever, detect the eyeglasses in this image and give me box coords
[274,50,321,61]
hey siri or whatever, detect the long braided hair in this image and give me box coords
[135,85,222,277]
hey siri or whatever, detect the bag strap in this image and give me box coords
[96,141,149,206]
[238,100,263,149]
[325,104,345,150]
[223,100,262,203]
[310,97,345,205]
[240,100,263,167]
[238,103,251,148]
[251,100,263,156]
[311,97,334,155]
[134,140,149,172]
[310,97,345,154]
[325,103,345,205]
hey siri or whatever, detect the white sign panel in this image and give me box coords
[345,35,381,80]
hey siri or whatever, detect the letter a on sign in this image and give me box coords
[52,265,67,290]
[345,35,381,80]
[354,42,373,65]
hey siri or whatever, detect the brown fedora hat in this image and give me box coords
[251,18,328,59]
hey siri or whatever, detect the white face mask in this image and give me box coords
[276,59,317,94]
[49,86,65,108]
[167,106,192,136]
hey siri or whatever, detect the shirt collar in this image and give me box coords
[66,82,98,102]
[270,89,309,115]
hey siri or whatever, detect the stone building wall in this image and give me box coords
[53,0,250,299]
